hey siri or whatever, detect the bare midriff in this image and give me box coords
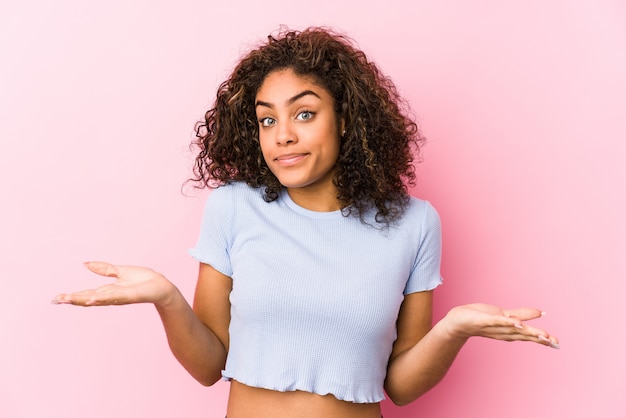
[226,380,382,418]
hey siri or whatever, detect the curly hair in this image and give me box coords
[190,26,424,225]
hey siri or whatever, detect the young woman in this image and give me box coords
[53,27,559,418]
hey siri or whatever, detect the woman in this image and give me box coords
[53,27,559,418]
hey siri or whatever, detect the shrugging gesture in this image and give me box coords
[52,27,560,416]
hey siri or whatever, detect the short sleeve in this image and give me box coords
[404,201,443,295]
[188,186,234,277]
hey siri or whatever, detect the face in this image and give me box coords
[255,68,343,196]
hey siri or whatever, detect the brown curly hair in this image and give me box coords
[190,26,424,225]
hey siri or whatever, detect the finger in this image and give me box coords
[479,324,558,348]
[85,284,132,305]
[84,261,120,278]
[503,307,544,321]
[52,285,127,306]
[505,323,560,349]
[51,292,95,306]
[488,313,526,329]
[51,293,73,304]
[537,335,560,349]
[521,323,560,349]
[51,288,98,306]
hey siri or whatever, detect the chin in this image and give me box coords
[272,173,312,189]
[277,180,312,189]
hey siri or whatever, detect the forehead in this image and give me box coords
[255,68,330,101]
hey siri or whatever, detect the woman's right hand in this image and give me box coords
[52,262,177,307]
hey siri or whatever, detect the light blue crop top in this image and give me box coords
[189,182,443,403]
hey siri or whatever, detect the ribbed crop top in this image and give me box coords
[189,182,443,403]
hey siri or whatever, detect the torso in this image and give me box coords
[226,380,382,418]
[191,183,442,410]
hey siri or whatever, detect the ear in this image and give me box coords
[340,117,346,137]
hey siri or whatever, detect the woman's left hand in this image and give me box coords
[442,303,560,349]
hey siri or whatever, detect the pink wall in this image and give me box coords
[1,1,624,417]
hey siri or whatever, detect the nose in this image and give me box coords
[276,121,297,145]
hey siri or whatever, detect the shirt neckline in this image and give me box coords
[281,190,344,220]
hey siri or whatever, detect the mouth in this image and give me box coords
[274,153,308,166]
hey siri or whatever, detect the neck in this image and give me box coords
[286,186,341,212]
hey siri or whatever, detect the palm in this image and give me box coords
[53,262,174,307]
[445,303,555,345]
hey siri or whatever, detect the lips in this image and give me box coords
[274,153,308,166]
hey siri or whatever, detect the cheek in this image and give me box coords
[258,135,271,160]
[328,137,341,163]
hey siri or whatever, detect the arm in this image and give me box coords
[53,261,231,386]
[157,262,231,385]
[384,292,559,406]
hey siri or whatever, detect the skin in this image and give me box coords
[52,69,559,417]
[256,68,345,212]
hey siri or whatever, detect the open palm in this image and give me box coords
[53,262,175,307]
[445,303,559,348]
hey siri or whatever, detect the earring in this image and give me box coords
[342,129,346,137]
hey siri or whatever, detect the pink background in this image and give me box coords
[1,1,624,417]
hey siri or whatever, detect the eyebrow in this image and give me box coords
[255,90,321,109]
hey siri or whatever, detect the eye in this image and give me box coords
[296,110,315,121]
[259,117,276,127]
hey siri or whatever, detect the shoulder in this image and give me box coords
[201,183,258,222]
[208,181,263,198]
[203,182,286,227]
[403,196,441,226]
[205,182,266,208]
[392,196,442,246]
